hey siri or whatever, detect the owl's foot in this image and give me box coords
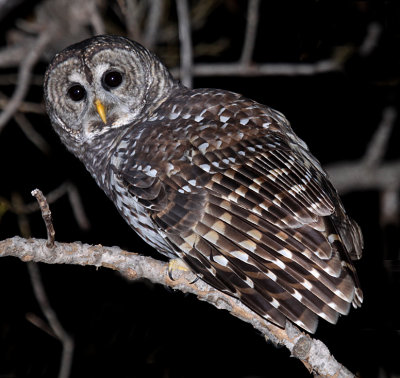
[167,258,199,284]
[167,258,190,281]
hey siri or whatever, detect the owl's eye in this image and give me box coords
[67,85,86,102]
[102,71,123,89]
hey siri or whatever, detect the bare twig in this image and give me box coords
[89,0,105,35]
[27,262,74,378]
[0,236,355,377]
[380,187,399,226]
[31,189,55,247]
[26,312,57,338]
[0,42,33,68]
[65,183,91,230]
[0,0,25,21]
[359,22,382,57]
[20,182,71,214]
[176,0,193,88]
[14,112,51,154]
[11,192,31,238]
[3,182,90,231]
[240,0,260,65]
[0,97,45,114]
[143,0,163,49]
[123,0,146,42]
[363,106,397,168]
[0,74,44,86]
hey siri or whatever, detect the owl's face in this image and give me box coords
[44,35,174,148]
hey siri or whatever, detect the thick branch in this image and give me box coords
[1,236,354,377]
[325,160,400,194]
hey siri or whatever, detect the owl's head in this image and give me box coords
[44,35,175,148]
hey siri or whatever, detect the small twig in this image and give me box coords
[240,0,260,65]
[380,187,399,226]
[14,112,51,154]
[27,262,74,378]
[363,106,397,168]
[176,0,193,88]
[359,22,382,57]
[4,182,90,231]
[21,182,71,214]
[143,0,163,49]
[0,0,25,22]
[124,0,146,42]
[0,97,45,114]
[66,183,91,230]
[11,192,31,238]
[26,312,57,338]
[0,74,44,86]
[31,189,55,248]
[89,0,105,35]
[0,42,33,68]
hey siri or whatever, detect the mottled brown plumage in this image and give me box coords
[44,35,363,333]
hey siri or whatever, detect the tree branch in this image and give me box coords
[0,236,355,377]
[27,262,74,378]
[240,0,260,65]
[31,188,55,247]
[325,107,399,195]
[176,0,193,88]
[170,60,341,78]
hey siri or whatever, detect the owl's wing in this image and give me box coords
[116,125,362,334]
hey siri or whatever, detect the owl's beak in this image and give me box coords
[94,99,107,124]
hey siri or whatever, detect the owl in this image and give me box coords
[44,35,363,333]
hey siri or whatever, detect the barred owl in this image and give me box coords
[44,35,363,333]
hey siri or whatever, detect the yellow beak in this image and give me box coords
[94,99,107,124]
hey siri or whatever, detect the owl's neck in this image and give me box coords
[143,74,181,118]
[78,128,122,195]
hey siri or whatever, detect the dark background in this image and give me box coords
[1,1,399,377]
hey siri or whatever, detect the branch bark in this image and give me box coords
[176,0,193,88]
[0,236,355,377]
[170,60,341,78]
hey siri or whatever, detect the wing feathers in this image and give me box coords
[201,206,353,310]
[116,103,362,333]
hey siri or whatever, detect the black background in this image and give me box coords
[1,1,399,377]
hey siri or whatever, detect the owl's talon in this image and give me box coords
[168,258,190,281]
[189,276,200,285]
